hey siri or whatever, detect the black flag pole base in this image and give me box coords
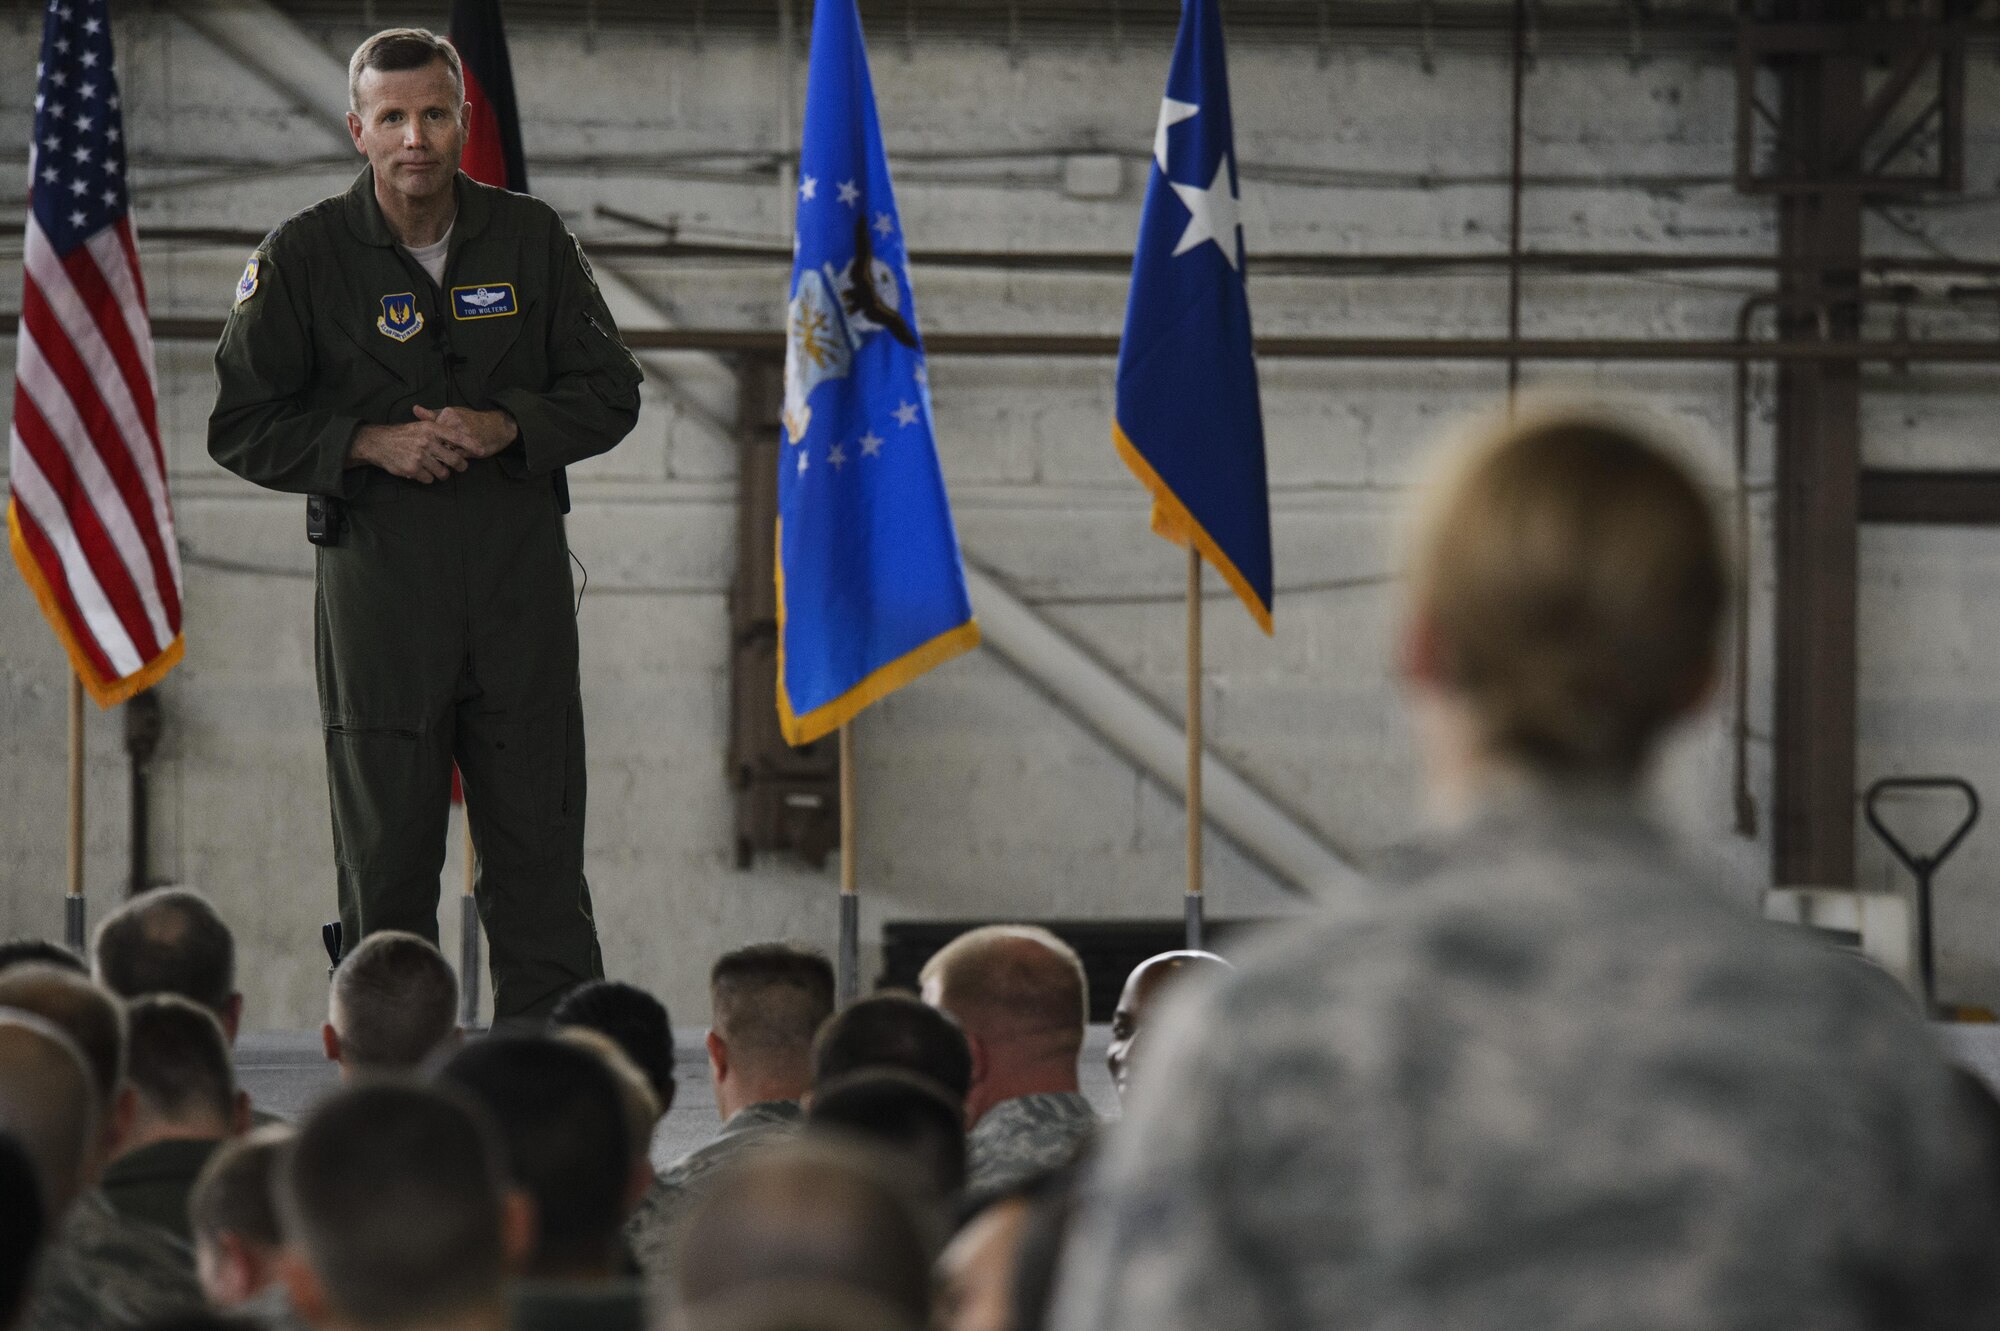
[1185,892,1205,951]
[838,892,860,1007]
[460,895,485,1030]
[64,894,85,952]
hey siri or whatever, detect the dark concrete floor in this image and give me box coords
[237,1026,1124,1167]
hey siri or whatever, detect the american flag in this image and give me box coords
[9,0,182,707]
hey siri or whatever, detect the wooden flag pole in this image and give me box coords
[837,724,860,1005]
[65,672,86,950]
[1185,547,1205,949]
[459,804,482,1028]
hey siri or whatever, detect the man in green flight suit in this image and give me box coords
[208,28,641,1022]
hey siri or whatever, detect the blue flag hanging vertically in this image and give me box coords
[777,0,979,746]
[1116,0,1273,633]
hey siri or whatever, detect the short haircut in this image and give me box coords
[347,28,464,114]
[549,979,676,1108]
[279,1083,507,1329]
[812,994,972,1104]
[0,1013,97,1219]
[126,995,235,1126]
[0,939,86,975]
[554,1026,662,1157]
[0,964,126,1111]
[0,1132,42,1331]
[711,945,836,1059]
[329,932,458,1074]
[918,927,1087,1050]
[92,889,236,1016]
[676,1139,938,1328]
[435,1037,630,1273]
[807,1071,966,1201]
[190,1124,293,1249]
[1409,400,1727,779]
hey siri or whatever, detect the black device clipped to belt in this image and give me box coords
[307,494,347,546]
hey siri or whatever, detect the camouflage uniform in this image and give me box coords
[512,1280,647,1331]
[1053,790,2000,1331]
[965,1092,1097,1203]
[21,1191,203,1331]
[626,1100,801,1293]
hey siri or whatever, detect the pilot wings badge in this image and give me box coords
[783,268,851,445]
[377,293,424,343]
[451,283,519,320]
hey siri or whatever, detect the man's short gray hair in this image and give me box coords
[348,28,464,114]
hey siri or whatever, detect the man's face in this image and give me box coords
[346,59,467,207]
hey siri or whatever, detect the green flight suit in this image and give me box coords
[208,167,642,1021]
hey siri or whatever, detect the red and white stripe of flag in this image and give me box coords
[9,212,184,706]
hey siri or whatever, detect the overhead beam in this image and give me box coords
[173,0,354,153]
[1860,470,2000,526]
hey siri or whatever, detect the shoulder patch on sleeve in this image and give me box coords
[234,255,261,307]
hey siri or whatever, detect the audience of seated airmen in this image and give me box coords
[0,966,205,1330]
[187,1125,295,1314]
[98,995,246,1245]
[435,1037,649,1331]
[919,926,1097,1203]
[626,944,834,1288]
[274,1083,528,1331]
[672,1139,938,1331]
[321,931,461,1079]
[1103,950,1230,1102]
[1049,401,2000,1331]
[809,992,973,1112]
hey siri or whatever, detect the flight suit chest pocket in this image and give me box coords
[450,284,543,396]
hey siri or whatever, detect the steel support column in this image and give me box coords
[1770,11,1865,888]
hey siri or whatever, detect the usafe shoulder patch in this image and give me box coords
[234,256,260,307]
[377,293,424,342]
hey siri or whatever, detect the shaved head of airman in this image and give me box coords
[0,1010,99,1216]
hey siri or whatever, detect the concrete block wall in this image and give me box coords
[1,11,1994,1025]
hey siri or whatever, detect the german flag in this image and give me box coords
[450,0,529,193]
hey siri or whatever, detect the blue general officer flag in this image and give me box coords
[777,0,978,746]
[1116,0,1273,633]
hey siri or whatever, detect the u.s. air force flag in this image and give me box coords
[777,0,978,746]
[1116,0,1273,632]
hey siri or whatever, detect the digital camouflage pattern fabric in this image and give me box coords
[626,1100,802,1293]
[965,1091,1097,1204]
[1054,790,2000,1331]
[21,1191,203,1331]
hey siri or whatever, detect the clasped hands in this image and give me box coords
[349,405,519,483]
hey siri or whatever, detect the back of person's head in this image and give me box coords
[92,889,238,1028]
[126,994,236,1134]
[326,932,458,1076]
[434,1036,630,1277]
[918,927,1087,1057]
[190,1125,293,1308]
[676,1288,924,1331]
[0,964,126,1117]
[675,1139,938,1330]
[807,1070,966,1203]
[1407,399,1727,783]
[711,944,836,1068]
[278,1082,512,1330]
[0,1132,42,1331]
[0,1012,98,1218]
[0,938,86,975]
[548,978,676,1112]
[811,993,972,1105]
[552,1026,662,1182]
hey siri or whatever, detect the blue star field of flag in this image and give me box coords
[31,0,131,256]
